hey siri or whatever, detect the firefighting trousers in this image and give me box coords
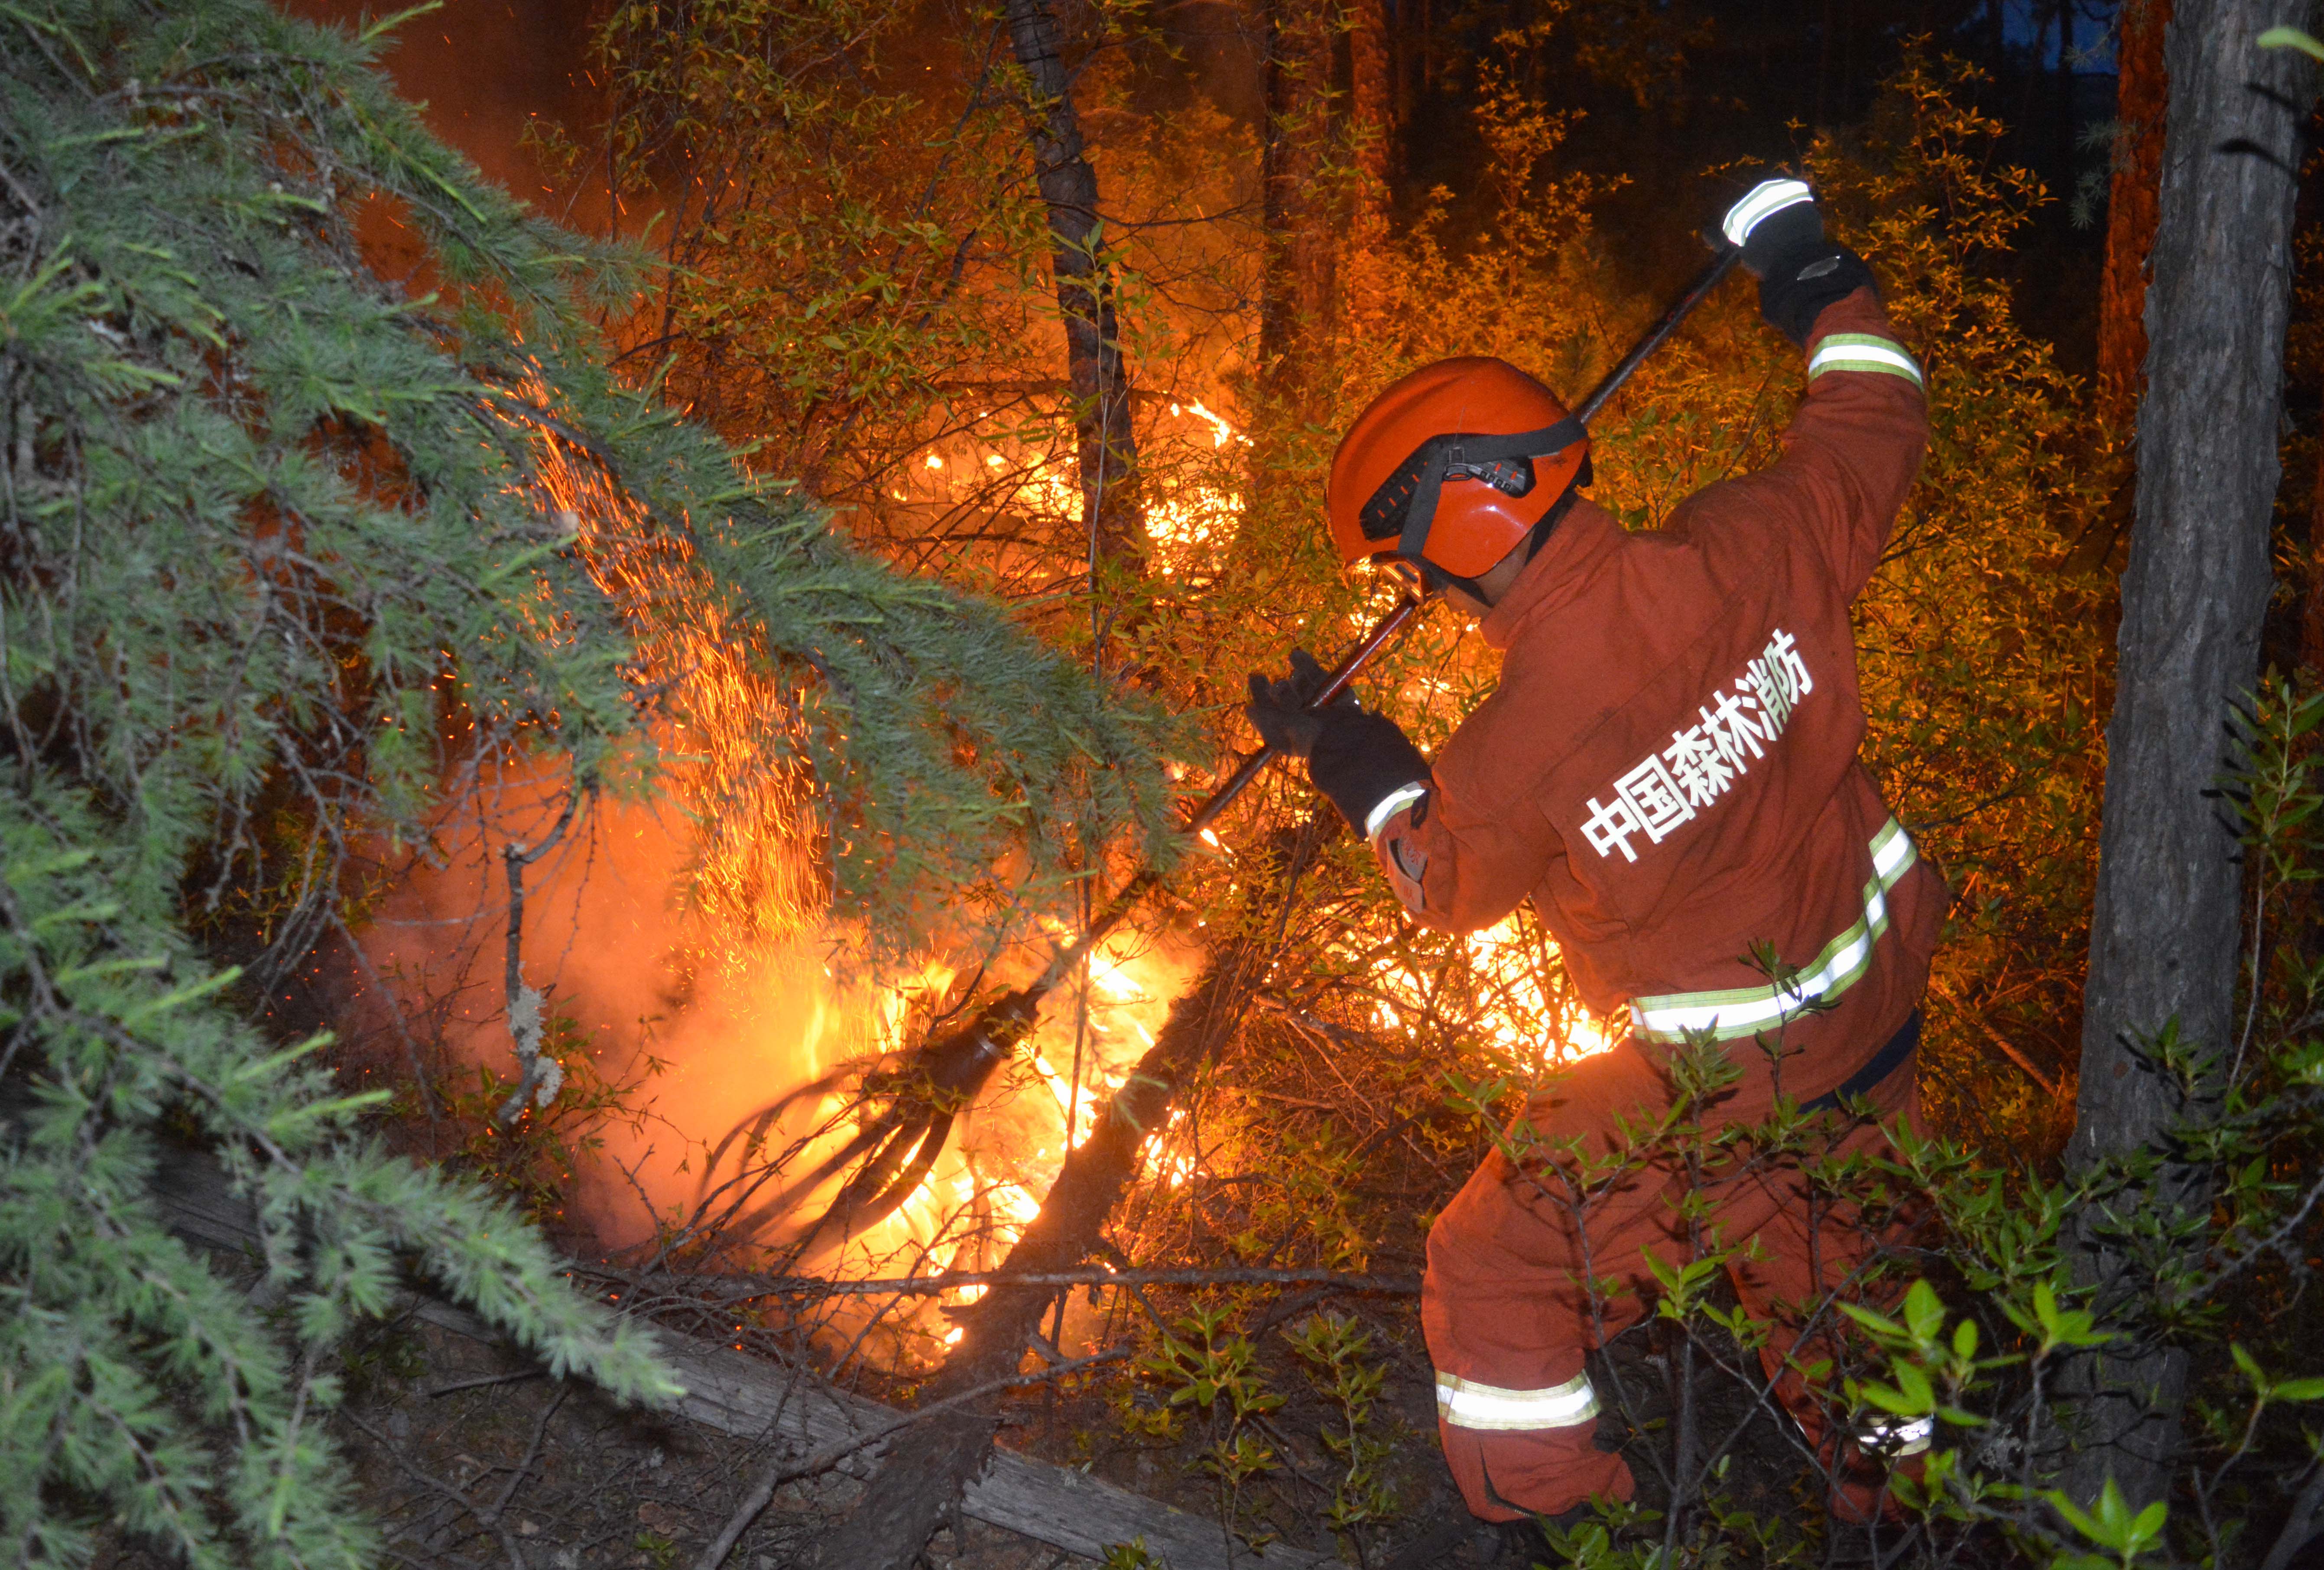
[1421,1027,1923,1522]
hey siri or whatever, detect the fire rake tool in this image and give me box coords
[704,243,1745,1256]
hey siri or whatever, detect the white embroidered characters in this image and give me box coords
[1581,629,1815,863]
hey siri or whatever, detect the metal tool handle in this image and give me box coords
[1573,246,1741,426]
[1031,590,1426,993]
[1179,590,1425,843]
[1039,245,1743,989]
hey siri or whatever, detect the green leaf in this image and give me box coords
[2259,26,2324,61]
[359,0,444,42]
[1902,1278,1944,1342]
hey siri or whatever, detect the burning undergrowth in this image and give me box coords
[338,373,1615,1382]
[353,764,1201,1367]
[336,385,1219,1371]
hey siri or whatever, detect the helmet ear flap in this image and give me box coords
[1357,440,1437,544]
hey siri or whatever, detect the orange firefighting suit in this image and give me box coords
[1363,287,1947,1520]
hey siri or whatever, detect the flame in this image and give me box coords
[1186,400,1240,449]
[899,402,1245,578]
[477,380,1610,1371]
[1370,912,1616,1068]
[516,376,823,947]
[451,379,1213,1370]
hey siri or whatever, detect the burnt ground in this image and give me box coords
[308,1304,1517,1570]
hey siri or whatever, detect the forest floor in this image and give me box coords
[293,1285,1818,1570]
[88,1138,1836,1570]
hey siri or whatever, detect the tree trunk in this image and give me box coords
[2304,440,2324,674]
[1003,0,1143,572]
[1259,0,1336,385]
[2097,0,2173,425]
[1342,0,1394,328]
[2065,0,2315,1509]
[812,816,1334,1570]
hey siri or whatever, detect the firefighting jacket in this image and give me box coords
[1367,287,1946,1104]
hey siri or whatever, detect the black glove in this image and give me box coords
[1720,177,1877,349]
[1311,710,1431,838]
[1245,650,1432,834]
[1246,648,1355,761]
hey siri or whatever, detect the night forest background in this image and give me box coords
[13,0,2324,1568]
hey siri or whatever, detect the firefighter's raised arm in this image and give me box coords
[1718,179,1928,596]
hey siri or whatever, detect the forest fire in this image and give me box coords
[888,397,1249,578]
[445,378,1625,1361]
[51,0,2324,1564]
[438,390,1217,1339]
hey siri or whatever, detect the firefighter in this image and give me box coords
[1246,179,1945,1522]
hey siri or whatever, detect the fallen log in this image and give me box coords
[145,1139,1342,1570]
[811,811,1336,1570]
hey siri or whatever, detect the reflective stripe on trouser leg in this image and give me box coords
[1435,1370,1600,1431]
[1856,1414,1934,1458]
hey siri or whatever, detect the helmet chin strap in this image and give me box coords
[1404,483,1582,605]
[1392,416,1585,562]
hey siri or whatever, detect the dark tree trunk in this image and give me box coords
[2097,0,2173,424]
[811,817,1334,1570]
[1259,0,1335,385]
[1344,0,1393,324]
[1003,0,1143,572]
[1390,0,1412,128]
[2304,440,2324,673]
[2066,0,2315,1509]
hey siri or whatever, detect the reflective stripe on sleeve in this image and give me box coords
[1627,818,1918,1044]
[1722,178,1814,247]
[1435,1370,1600,1432]
[1807,334,1925,389]
[1365,782,1430,842]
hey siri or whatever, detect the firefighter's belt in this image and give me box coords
[1801,1009,1921,1116]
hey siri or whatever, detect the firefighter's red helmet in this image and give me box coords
[1326,357,1590,580]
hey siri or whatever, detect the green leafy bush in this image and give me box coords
[0,0,1174,1562]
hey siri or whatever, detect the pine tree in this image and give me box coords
[0,0,1175,1562]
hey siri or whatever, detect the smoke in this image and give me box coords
[354,766,895,1247]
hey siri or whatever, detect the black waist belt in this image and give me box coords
[1801,1009,1920,1115]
